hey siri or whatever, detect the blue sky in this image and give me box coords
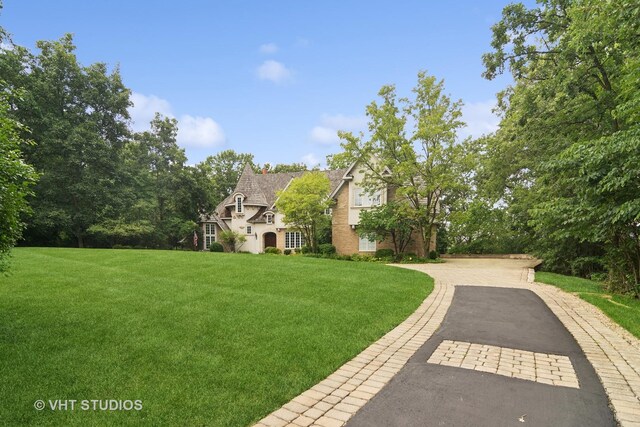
[2,1,529,166]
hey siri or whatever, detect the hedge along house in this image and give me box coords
[199,162,437,255]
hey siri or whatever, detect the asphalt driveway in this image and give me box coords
[346,285,614,426]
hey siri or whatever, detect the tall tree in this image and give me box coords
[481,0,640,291]
[276,172,333,253]
[0,34,131,247]
[336,71,468,255]
[123,114,198,247]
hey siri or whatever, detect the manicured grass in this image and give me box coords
[536,272,640,339]
[0,248,432,426]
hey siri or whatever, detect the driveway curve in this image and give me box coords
[255,258,640,427]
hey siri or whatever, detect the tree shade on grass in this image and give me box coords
[0,248,432,426]
[536,272,640,339]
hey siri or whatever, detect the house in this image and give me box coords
[200,164,346,253]
[200,162,436,255]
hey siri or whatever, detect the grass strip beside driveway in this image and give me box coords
[536,272,640,339]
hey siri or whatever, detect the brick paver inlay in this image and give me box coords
[427,340,580,388]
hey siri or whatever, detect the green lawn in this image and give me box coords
[536,272,640,338]
[0,248,432,426]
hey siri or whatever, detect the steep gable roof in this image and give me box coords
[212,166,348,218]
[328,159,392,199]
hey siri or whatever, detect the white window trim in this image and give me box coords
[246,225,252,235]
[236,196,243,213]
[204,223,216,249]
[285,231,305,249]
[265,213,273,224]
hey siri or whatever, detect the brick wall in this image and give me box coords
[332,184,359,254]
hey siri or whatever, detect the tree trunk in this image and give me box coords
[421,224,433,257]
[77,232,84,248]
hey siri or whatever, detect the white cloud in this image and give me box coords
[459,100,500,140]
[0,41,13,51]
[310,126,339,145]
[259,43,278,54]
[129,92,173,132]
[308,113,367,145]
[128,92,226,148]
[256,60,292,83]
[302,153,320,167]
[177,115,226,148]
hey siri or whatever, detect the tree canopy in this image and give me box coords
[335,71,469,255]
[477,0,640,294]
[1,34,131,247]
[276,171,333,253]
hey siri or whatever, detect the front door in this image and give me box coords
[264,232,276,249]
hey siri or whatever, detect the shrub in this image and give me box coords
[428,250,438,260]
[300,246,311,254]
[219,230,247,253]
[375,248,395,258]
[351,254,375,262]
[394,252,417,262]
[209,242,224,252]
[336,254,353,261]
[264,247,281,255]
[284,249,292,255]
[318,243,336,255]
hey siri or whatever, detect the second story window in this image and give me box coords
[246,225,252,235]
[354,188,381,207]
[265,213,273,224]
[236,196,243,213]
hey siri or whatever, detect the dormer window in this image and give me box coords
[236,196,243,213]
[265,213,273,224]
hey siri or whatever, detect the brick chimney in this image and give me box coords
[262,168,267,175]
